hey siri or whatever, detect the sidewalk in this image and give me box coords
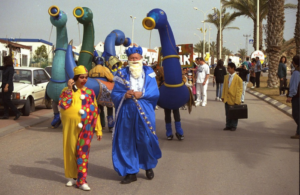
[246,88,292,117]
[0,106,53,137]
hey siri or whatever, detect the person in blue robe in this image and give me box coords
[111,46,161,184]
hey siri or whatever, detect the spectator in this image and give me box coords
[195,57,210,107]
[222,62,243,131]
[213,59,227,101]
[236,62,250,103]
[250,58,256,88]
[286,55,300,139]
[245,57,251,83]
[0,56,22,120]
[277,56,287,96]
[255,57,262,88]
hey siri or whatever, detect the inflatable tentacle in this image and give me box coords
[143,9,189,109]
[73,7,94,71]
[102,30,131,61]
[46,6,68,103]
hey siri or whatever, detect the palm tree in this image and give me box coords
[222,0,296,51]
[193,40,209,58]
[205,8,240,61]
[238,48,247,61]
[210,41,217,65]
[295,0,300,55]
[266,0,285,88]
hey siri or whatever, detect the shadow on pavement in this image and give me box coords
[9,165,66,184]
[35,158,121,182]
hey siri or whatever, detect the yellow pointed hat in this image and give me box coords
[74,65,88,75]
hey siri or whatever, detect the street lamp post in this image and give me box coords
[219,1,222,60]
[256,0,259,50]
[194,7,214,58]
[208,26,212,54]
[194,33,201,57]
[130,15,136,46]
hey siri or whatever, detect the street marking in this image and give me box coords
[271,100,278,104]
[259,94,265,98]
[254,92,259,95]
[265,97,271,101]
[286,109,292,115]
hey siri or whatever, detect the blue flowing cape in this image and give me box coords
[111,66,162,176]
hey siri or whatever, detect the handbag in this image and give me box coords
[228,104,248,120]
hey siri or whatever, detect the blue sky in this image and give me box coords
[0,0,297,55]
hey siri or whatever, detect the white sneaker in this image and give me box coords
[79,183,91,191]
[201,103,206,107]
[251,86,255,89]
[155,106,158,110]
[219,99,222,102]
[215,97,219,101]
[66,179,76,187]
[195,101,200,106]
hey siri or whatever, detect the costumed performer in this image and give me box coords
[89,51,115,132]
[59,65,102,191]
[156,66,186,140]
[111,46,161,184]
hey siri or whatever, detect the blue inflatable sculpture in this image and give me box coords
[142,9,190,109]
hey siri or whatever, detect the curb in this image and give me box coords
[0,112,53,138]
[246,88,292,117]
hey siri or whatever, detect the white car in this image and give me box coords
[0,67,52,116]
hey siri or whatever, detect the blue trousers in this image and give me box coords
[216,83,223,98]
[292,97,300,135]
[225,103,238,128]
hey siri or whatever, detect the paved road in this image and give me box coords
[0,78,298,195]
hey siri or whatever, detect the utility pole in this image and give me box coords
[243,34,251,56]
[219,0,222,60]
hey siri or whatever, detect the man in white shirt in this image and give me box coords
[195,57,210,106]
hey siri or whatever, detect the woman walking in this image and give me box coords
[250,58,256,88]
[277,56,287,96]
[59,65,102,191]
[236,63,250,103]
[213,59,227,101]
[0,56,22,120]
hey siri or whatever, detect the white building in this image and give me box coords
[0,39,32,67]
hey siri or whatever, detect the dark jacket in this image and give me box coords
[277,63,287,78]
[214,66,227,83]
[0,66,14,91]
[236,68,249,82]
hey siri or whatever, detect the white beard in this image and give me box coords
[129,59,143,79]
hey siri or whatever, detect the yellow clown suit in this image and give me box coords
[59,65,102,188]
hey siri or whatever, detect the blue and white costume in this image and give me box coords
[111,48,161,177]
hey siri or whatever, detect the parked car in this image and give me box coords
[0,67,52,116]
[44,66,52,77]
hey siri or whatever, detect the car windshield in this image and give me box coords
[0,70,32,84]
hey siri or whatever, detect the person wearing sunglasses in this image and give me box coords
[59,65,102,191]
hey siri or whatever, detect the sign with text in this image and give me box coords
[157,44,194,68]
[251,50,265,64]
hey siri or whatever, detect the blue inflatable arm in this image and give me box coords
[102,29,131,61]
